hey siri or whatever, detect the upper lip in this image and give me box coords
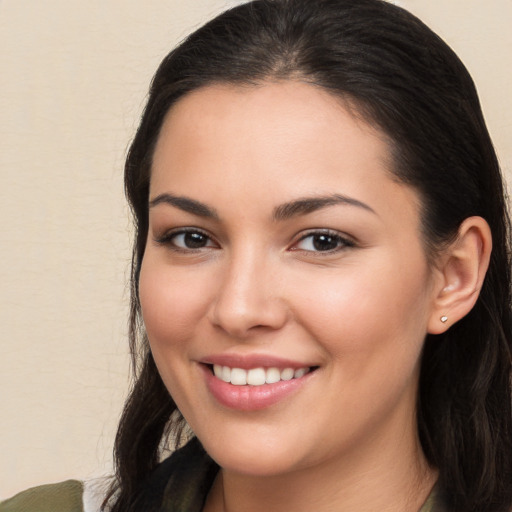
[200,353,316,370]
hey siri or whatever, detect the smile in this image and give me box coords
[212,365,311,386]
[203,363,317,411]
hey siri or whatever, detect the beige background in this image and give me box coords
[0,0,510,498]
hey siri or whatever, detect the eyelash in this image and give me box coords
[155,228,217,252]
[292,230,355,253]
[155,228,355,254]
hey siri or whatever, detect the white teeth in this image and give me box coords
[230,368,247,386]
[280,368,294,381]
[221,365,231,383]
[212,365,310,386]
[265,367,281,384]
[213,364,232,383]
[294,368,307,378]
[247,367,266,386]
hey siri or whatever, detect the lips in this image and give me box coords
[200,355,317,410]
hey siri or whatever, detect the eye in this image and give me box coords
[155,229,217,250]
[293,231,354,253]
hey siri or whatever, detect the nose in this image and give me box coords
[208,249,289,339]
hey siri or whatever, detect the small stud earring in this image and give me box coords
[441,316,448,323]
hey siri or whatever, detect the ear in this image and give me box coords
[427,216,492,334]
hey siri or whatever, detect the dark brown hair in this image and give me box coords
[106,1,512,510]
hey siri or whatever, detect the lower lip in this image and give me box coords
[201,365,313,411]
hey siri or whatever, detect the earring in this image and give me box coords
[440,316,448,323]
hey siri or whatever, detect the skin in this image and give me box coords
[139,81,447,511]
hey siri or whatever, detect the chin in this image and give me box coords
[212,450,301,477]
[197,429,306,477]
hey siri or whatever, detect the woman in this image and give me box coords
[2,0,510,511]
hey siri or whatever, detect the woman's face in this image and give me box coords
[139,82,439,477]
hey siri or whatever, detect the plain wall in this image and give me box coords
[1,0,510,498]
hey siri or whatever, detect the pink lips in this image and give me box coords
[199,354,316,411]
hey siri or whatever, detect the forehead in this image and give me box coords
[151,81,395,195]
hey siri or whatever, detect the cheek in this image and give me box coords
[138,257,209,349]
[290,254,431,362]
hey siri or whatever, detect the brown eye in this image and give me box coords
[178,232,210,249]
[294,231,354,253]
[311,234,339,251]
[157,229,217,250]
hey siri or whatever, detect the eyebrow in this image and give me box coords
[149,193,220,219]
[148,192,376,221]
[272,194,376,221]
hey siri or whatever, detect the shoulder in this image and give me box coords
[0,480,84,512]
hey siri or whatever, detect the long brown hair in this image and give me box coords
[106,1,512,510]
